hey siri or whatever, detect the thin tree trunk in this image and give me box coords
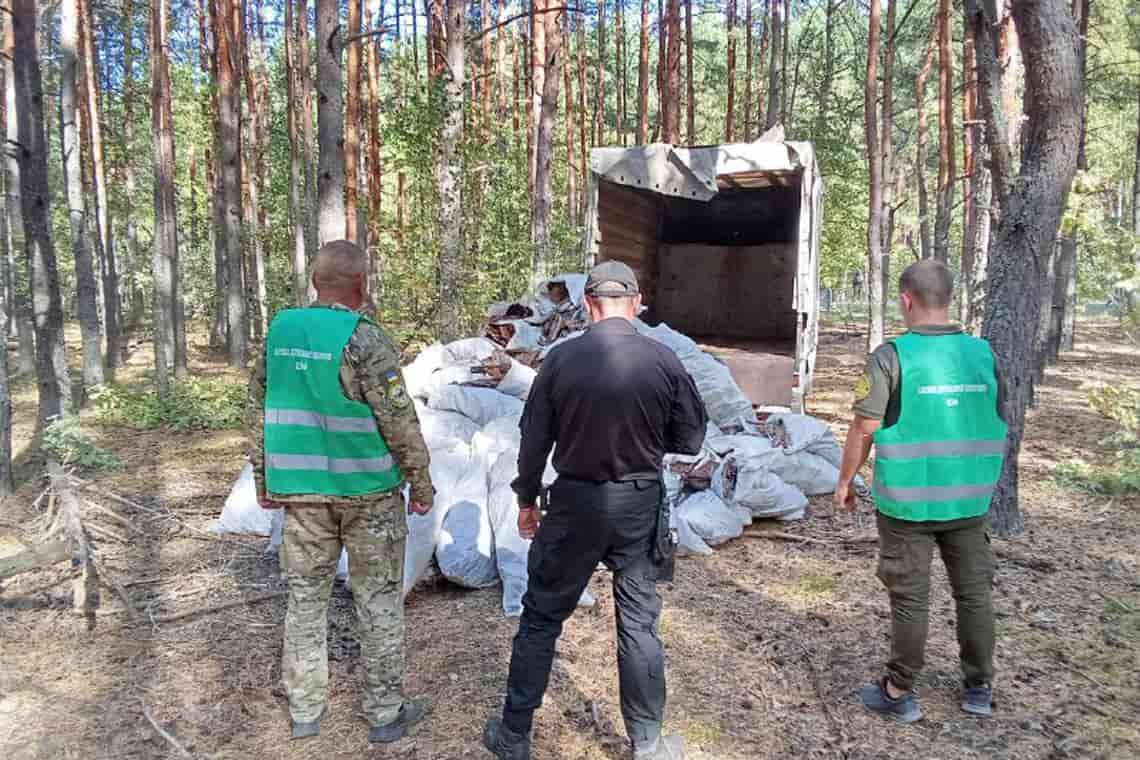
[616,0,626,145]
[1034,240,1057,390]
[397,169,407,252]
[1133,83,1140,260]
[865,0,884,351]
[532,1,561,278]
[962,20,990,331]
[636,0,650,144]
[880,0,896,323]
[0,160,11,492]
[344,0,362,244]
[724,0,736,141]
[62,0,104,391]
[564,13,577,221]
[814,0,834,141]
[285,0,308,305]
[152,0,179,395]
[512,11,522,132]
[366,6,383,285]
[916,26,935,260]
[755,0,768,130]
[122,0,144,330]
[78,0,119,371]
[576,6,587,173]
[654,0,663,142]
[662,0,680,144]
[438,0,464,340]
[765,0,782,130]
[529,0,546,194]
[2,6,34,377]
[298,0,318,264]
[684,0,693,143]
[217,0,247,366]
[933,0,954,263]
[743,0,752,139]
[595,0,606,145]
[998,3,1021,155]
[243,1,267,341]
[498,0,509,121]
[430,0,446,78]
[968,0,1082,536]
[1051,0,1087,356]
[482,0,493,138]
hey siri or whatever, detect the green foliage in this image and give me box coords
[1056,382,1140,496]
[91,377,246,432]
[43,417,120,472]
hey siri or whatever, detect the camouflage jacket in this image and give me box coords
[247,303,433,506]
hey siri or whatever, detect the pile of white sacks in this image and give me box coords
[214,279,855,617]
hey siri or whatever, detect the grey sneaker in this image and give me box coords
[961,684,994,717]
[482,717,531,760]
[634,734,687,759]
[290,706,327,740]
[369,700,425,743]
[858,679,923,723]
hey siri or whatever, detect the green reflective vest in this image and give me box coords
[872,331,1008,522]
[264,308,403,496]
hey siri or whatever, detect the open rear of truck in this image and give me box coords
[584,137,823,411]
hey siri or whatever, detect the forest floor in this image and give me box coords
[0,321,1138,760]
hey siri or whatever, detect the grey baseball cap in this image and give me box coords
[585,260,640,297]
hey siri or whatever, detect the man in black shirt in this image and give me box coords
[483,261,707,760]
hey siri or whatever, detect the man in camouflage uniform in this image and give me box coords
[248,240,434,742]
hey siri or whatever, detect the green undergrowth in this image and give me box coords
[90,376,246,433]
[1055,383,1140,496]
[43,416,119,472]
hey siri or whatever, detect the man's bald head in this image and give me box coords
[311,240,369,308]
[899,259,954,309]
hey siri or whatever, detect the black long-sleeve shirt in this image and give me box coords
[512,317,708,504]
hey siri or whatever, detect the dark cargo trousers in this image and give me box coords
[876,512,996,692]
[503,478,666,747]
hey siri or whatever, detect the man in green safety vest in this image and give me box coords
[835,259,1007,723]
[248,240,434,743]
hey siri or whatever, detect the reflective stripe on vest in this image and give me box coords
[871,331,1007,522]
[266,452,396,474]
[265,408,380,434]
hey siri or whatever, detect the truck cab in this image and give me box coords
[584,135,823,411]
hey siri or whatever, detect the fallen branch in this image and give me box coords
[141,701,192,758]
[742,530,877,547]
[69,477,166,516]
[144,590,286,626]
[0,540,73,581]
[83,498,143,533]
[89,551,140,622]
[799,642,850,758]
[994,547,1056,573]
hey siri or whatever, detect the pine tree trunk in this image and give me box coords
[916,27,935,261]
[152,0,179,396]
[755,0,768,130]
[243,2,267,341]
[684,0,693,143]
[865,0,884,351]
[532,2,561,276]
[512,11,522,132]
[345,0,362,244]
[529,0,546,195]
[498,0,509,121]
[564,13,577,222]
[662,0,680,144]
[765,0,782,130]
[724,0,736,142]
[438,0,464,340]
[317,0,347,245]
[366,6,383,285]
[79,0,120,371]
[285,0,308,305]
[576,8,587,176]
[962,21,990,331]
[743,0,752,140]
[814,0,834,140]
[298,0,318,264]
[1052,0,1087,355]
[2,10,35,377]
[61,0,104,390]
[216,0,247,367]
[616,0,626,145]
[595,0,606,145]
[880,0,895,321]
[968,0,1082,536]
[637,0,650,144]
[933,0,955,263]
[0,163,11,492]
[482,0,493,138]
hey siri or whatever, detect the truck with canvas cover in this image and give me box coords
[583,132,823,410]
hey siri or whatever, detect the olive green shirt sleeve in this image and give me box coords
[345,321,435,506]
[852,343,899,422]
[247,346,268,497]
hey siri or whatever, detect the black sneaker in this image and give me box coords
[369,700,426,743]
[634,734,687,759]
[858,679,923,723]
[482,717,531,760]
[961,684,994,717]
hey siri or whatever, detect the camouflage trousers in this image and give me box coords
[280,492,407,727]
